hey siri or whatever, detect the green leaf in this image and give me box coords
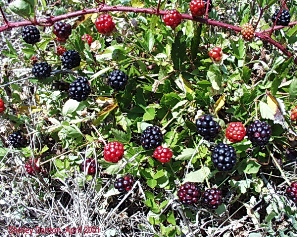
[143,107,156,121]
[8,0,34,18]
[145,30,155,52]
[207,65,222,90]
[259,101,274,120]
[62,99,80,115]
[167,211,176,225]
[175,148,196,161]
[105,163,121,174]
[111,128,131,143]
[289,78,297,101]
[171,31,187,70]
[183,167,210,183]
[147,179,157,188]
[244,159,261,174]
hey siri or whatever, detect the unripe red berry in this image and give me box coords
[208,47,223,62]
[163,9,182,29]
[190,0,206,17]
[95,14,116,35]
[153,146,173,163]
[291,106,297,121]
[82,34,93,46]
[225,122,246,143]
[0,99,6,113]
[104,141,124,163]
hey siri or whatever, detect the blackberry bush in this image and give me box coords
[212,143,237,171]
[114,175,134,192]
[246,120,271,147]
[141,126,163,150]
[32,62,52,79]
[22,25,40,44]
[68,77,91,101]
[202,188,223,209]
[104,141,124,163]
[272,9,290,26]
[196,114,221,140]
[61,50,81,69]
[7,131,27,148]
[53,22,72,41]
[108,70,128,91]
[177,182,200,205]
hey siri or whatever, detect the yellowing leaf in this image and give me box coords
[18,106,41,115]
[266,91,286,127]
[214,94,226,115]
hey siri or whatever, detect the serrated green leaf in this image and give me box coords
[183,167,210,183]
[207,65,222,90]
[62,99,80,115]
[147,179,157,188]
[289,78,297,101]
[244,160,261,174]
[105,163,121,174]
[111,128,131,143]
[8,0,34,18]
[143,107,156,121]
[175,148,196,161]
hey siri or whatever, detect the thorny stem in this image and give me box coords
[0,5,296,64]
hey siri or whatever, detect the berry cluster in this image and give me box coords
[7,131,27,148]
[25,159,41,176]
[56,46,67,56]
[32,62,52,79]
[225,122,246,143]
[246,120,271,147]
[61,50,81,69]
[211,143,237,171]
[272,9,290,26]
[108,70,128,91]
[190,0,206,17]
[196,114,221,141]
[68,77,91,102]
[104,141,125,163]
[141,126,163,150]
[177,182,200,205]
[241,23,254,41]
[208,47,223,62]
[153,146,173,163]
[80,158,97,175]
[286,182,297,203]
[95,14,116,34]
[201,188,223,209]
[22,26,40,44]
[114,175,134,192]
[0,99,5,113]
[163,10,182,29]
[53,22,72,41]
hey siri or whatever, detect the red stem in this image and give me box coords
[0,5,296,64]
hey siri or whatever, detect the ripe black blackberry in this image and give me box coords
[114,175,134,192]
[7,131,27,148]
[272,9,290,26]
[246,120,271,147]
[202,188,222,209]
[53,22,72,40]
[22,25,40,44]
[177,182,200,205]
[61,50,81,69]
[108,70,128,91]
[211,143,236,171]
[68,77,91,102]
[32,62,52,79]
[196,114,221,140]
[140,126,163,150]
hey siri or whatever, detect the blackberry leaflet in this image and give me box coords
[7,131,27,148]
[211,143,236,171]
[272,9,290,26]
[32,62,52,79]
[61,50,81,69]
[22,26,40,44]
[196,114,221,140]
[108,70,128,91]
[68,77,91,101]
[246,120,271,147]
[141,126,163,150]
